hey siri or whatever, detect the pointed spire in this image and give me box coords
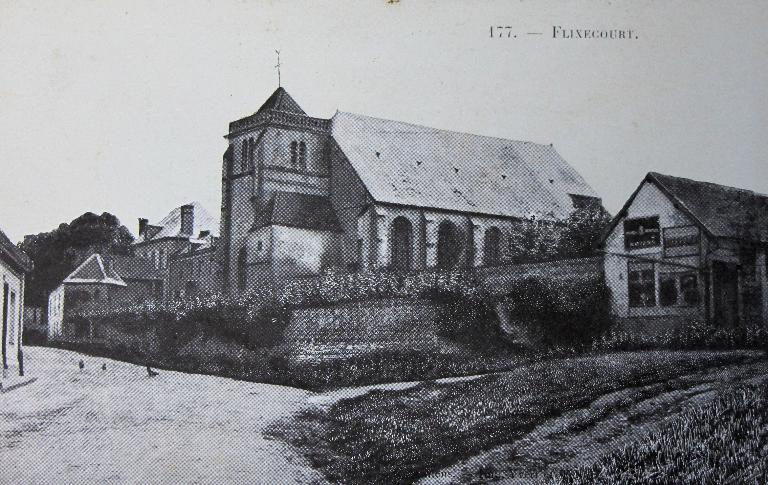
[256,87,306,115]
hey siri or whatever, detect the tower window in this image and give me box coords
[298,141,307,171]
[241,139,248,172]
[248,137,255,169]
[290,141,298,168]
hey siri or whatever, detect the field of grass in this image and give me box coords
[550,383,768,484]
[269,350,763,484]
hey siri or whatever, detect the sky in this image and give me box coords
[1,0,766,242]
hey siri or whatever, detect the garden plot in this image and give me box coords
[272,350,767,484]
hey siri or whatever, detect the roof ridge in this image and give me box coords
[333,110,555,148]
[650,172,768,199]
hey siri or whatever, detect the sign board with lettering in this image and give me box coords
[663,225,700,257]
[624,216,660,249]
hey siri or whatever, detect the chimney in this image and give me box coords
[180,204,195,236]
[138,218,149,236]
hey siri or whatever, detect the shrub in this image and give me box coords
[592,321,768,353]
[499,272,612,347]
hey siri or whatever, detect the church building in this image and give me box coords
[220,87,601,292]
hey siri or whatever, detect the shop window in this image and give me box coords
[628,261,656,307]
[660,272,700,307]
[660,274,678,306]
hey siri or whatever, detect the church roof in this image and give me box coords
[254,191,341,232]
[256,87,306,115]
[329,111,599,221]
[135,202,218,244]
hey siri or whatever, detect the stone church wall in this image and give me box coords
[284,299,454,360]
[328,139,373,269]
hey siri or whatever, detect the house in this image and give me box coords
[220,87,602,292]
[133,202,219,299]
[48,253,163,339]
[167,235,220,300]
[23,305,47,342]
[602,172,768,333]
[1,225,33,376]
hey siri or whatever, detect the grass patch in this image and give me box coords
[550,383,768,484]
[269,350,762,484]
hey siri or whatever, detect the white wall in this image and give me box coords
[47,285,65,339]
[604,181,705,321]
[1,259,25,372]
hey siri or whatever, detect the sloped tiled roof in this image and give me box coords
[64,254,126,286]
[256,87,306,115]
[602,172,768,245]
[102,254,164,281]
[649,172,768,242]
[254,192,341,232]
[0,226,32,273]
[135,202,218,244]
[63,253,164,285]
[330,111,598,221]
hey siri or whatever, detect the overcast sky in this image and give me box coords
[1,0,766,242]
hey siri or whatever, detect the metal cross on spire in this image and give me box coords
[274,50,281,87]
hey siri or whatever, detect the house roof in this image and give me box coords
[101,254,165,280]
[256,87,306,115]
[0,226,32,273]
[135,201,218,244]
[329,111,599,221]
[602,172,768,244]
[64,254,127,286]
[254,191,342,232]
[63,253,164,286]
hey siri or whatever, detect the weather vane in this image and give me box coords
[275,50,281,87]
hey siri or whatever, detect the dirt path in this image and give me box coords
[0,346,326,485]
[417,360,768,484]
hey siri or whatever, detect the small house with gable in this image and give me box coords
[602,172,768,333]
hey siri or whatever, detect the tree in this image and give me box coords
[507,219,560,263]
[18,212,134,307]
[556,205,613,258]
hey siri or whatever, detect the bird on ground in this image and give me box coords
[78,360,84,371]
[146,366,159,377]
[101,363,107,371]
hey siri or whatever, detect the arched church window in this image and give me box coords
[241,139,248,172]
[298,141,307,171]
[237,246,248,291]
[483,227,502,266]
[290,141,298,168]
[437,220,464,269]
[391,217,414,272]
[248,137,255,169]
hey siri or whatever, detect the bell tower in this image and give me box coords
[219,87,332,292]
